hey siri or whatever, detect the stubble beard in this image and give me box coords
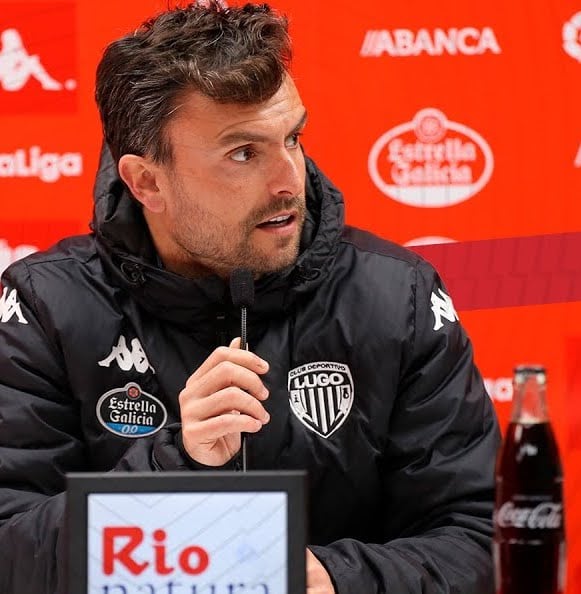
[171,193,307,279]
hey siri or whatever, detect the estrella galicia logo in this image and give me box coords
[96,382,167,438]
[288,362,354,438]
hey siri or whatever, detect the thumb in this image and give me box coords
[229,336,241,349]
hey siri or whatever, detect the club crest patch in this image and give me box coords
[96,382,167,438]
[288,362,354,438]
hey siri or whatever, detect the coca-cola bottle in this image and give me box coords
[493,365,566,594]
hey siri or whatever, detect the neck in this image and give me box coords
[143,209,218,280]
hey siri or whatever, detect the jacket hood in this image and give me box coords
[91,143,344,336]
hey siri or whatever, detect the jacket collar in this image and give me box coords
[91,143,344,337]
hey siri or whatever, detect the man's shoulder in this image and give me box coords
[2,234,120,332]
[3,233,101,290]
[23,234,97,268]
[340,225,424,269]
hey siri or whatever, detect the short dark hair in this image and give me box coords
[95,1,292,164]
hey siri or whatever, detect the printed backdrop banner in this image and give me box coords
[1,0,580,590]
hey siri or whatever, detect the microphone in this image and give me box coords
[229,268,255,350]
[229,268,255,472]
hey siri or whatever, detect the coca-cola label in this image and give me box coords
[495,501,563,530]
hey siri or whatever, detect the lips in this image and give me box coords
[256,212,295,228]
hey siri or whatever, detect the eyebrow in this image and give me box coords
[217,110,308,147]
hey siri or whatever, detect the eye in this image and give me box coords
[285,132,303,149]
[230,146,256,162]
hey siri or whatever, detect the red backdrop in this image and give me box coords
[1,0,580,589]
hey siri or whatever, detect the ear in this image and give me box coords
[118,154,165,213]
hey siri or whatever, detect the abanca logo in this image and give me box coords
[361,27,501,57]
[563,12,581,62]
[368,108,494,207]
[0,3,77,113]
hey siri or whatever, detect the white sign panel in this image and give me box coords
[87,491,287,593]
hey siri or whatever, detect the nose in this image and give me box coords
[267,148,305,198]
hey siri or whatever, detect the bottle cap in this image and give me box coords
[514,364,546,385]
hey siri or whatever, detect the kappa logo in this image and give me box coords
[369,108,494,207]
[430,289,458,331]
[361,26,501,57]
[0,287,28,324]
[0,3,77,113]
[563,12,581,62]
[288,362,354,438]
[0,28,75,92]
[98,335,155,374]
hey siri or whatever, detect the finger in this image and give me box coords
[182,387,270,424]
[183,413,265,445]
[306,549,322,577]
[306,549,334,592]
[185,360,269,402]
[229,336,241,349]
[306,548,317,572]
[188,344,268,383]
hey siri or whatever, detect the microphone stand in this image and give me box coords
[229,267,254,473]
[240,304,248,472]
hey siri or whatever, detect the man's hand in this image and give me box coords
[307,549,336,594]
[179,338,270,466]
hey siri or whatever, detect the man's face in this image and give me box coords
[154,76,307,279]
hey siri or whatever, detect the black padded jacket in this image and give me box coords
[0,151,500,593]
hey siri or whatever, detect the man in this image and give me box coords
[0,2,500,593]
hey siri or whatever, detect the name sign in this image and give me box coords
[67,471,306,594]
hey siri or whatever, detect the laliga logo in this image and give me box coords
[368,108,494,207]
[563,12,581,62]
[0,146,83,183]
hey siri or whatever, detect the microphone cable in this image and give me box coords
[229,268,255,471]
